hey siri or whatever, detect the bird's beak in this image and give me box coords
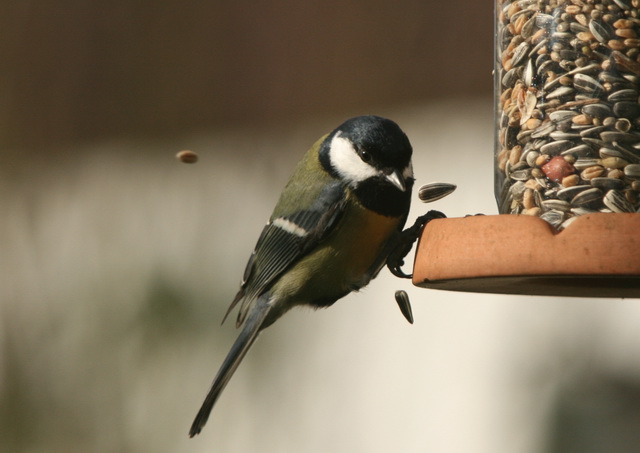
[385,170,407,192]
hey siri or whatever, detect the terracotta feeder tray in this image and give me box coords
[412,213,640,298]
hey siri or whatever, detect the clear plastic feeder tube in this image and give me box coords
[495,0,640,229]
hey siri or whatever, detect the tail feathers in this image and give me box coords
[189,296,272,437]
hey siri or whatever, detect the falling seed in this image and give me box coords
[418,182,457,203]
[394,290,414,324]
[177,150,199,164]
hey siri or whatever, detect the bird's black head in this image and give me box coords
[320,115,414,217]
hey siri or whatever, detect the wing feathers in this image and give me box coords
[226,181,346,328]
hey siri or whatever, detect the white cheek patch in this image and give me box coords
[329,133,378,184]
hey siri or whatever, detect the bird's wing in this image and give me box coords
[223,180,347,328]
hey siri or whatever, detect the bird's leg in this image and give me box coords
[386,210,446,279]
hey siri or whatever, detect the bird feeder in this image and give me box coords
[412,0,640,298]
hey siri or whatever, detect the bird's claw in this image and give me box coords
[387,210,446,279]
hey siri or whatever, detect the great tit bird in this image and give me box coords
[189,115,415,437]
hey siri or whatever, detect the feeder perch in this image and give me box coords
[412,213,640,298]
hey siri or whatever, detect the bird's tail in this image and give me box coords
[189,295,272,437]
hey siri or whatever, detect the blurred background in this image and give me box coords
[2,2,640,452]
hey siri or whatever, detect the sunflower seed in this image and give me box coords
[511,42,531,67]
[525,150,541,167]
[502,67,521,88]
[521,15,538,39]
[608,88,638,102]
[613,101,640,118]
[540,140,573,155]
[510,169,532,181]
[394,290,414,324]
[582,103,613,118]
[549,110,579,123]
[613,0,632,9]
[531,121,556,138]
[535,13,554,29]
[599,147,624,159]
[589,20,612,43]
[624,163,640,178]
[611,143,640,163]
[600,71,628,83]
[571,207,599,216]
[603,189,635,212]
[558,185,592,201]
[600,131,640,143]
[561,144,592,157]
[591,177,625,191]
[547,86,575,99]
[570,22,590,34]
[571,187,604,208]
[574,73,605,94]
[541,199,571,212]
[550,131,581,140]
[418,182,457,203]
[530,39,550,58]
[559,215,579,230]
[580,125,609,138]
[540,209,565,228]
[523,59,535,87]
[582,137,608,149]
[574,158,601,170]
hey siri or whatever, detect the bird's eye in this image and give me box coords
[358,149,372,163]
